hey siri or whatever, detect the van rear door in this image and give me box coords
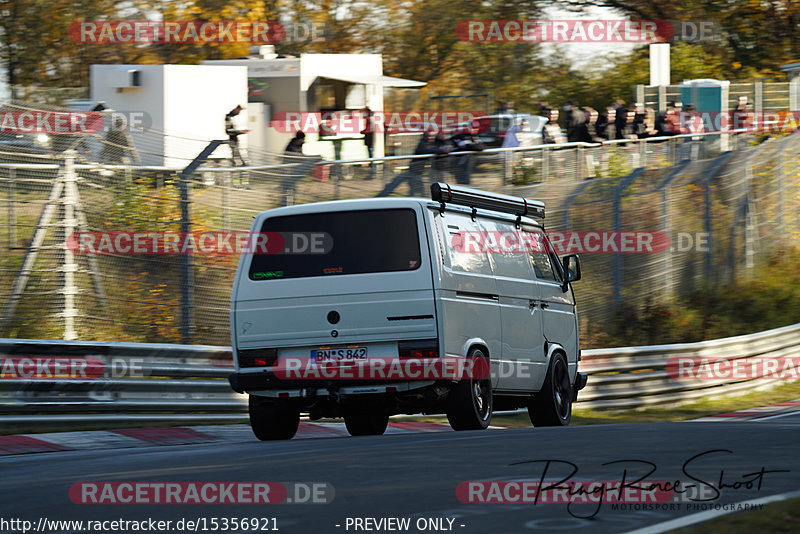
[232,205,437,350]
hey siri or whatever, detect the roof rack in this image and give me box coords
[430,182,545,219]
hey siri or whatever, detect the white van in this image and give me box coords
[228,183,587,440]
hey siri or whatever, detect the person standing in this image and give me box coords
[450,122,485,184]
[281,132,308,206]
[361,107,376,178]
[225,105,249,166]
[378,129,452,197]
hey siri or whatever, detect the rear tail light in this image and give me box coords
[398,340,439,359]
[238,348,278,368]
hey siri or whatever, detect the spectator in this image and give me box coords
[655,101,680,136]
[596,106,617,140]
[284,131,305,154]
[631,102,650,139]
[450,122,485,184]
[378,129,452,196]
[613,100,628,140]
[361,107,376,178]
[574,107,602,143]
[100,116,140,165]
[732,96,753,132]
[563,100,585,142]
[432,130,455,179]
[541,108,566,144]
[281,131,309,206]
[225,105,248,166]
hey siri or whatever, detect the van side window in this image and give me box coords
[441,212,492,275]
[481,219,533,279]
[525,230,560,282]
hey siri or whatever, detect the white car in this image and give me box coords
[228,184,586,439]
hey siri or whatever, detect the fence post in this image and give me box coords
[703,169,713,285]
[177,140,226,344]
[657,85,667,112]
[777,149,785,239]
[7,168,15,248]
[754,79,764,114]
[612,169,642,308]
[62,151,78,340]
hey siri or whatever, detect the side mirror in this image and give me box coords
[561,254,581,291]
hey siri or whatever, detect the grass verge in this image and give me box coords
[670,497,800,533]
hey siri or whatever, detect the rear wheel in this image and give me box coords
[447,348,492,430]
[249,395,300,440]
[344,410,389,436]
[528,353,572,427]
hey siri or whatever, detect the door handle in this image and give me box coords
[529,300,538,308]
[540,301,550,309]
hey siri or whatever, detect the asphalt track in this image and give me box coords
[1,412,799,534]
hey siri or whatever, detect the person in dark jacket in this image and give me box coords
[225,105,248,166]
[280,131,308,205]
[613,100,628,140]
[563,100,585,142]
[378,130,452,196]
[449,122,485,184]
[361,107,376,178]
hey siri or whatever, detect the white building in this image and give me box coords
[203,52,426,162]
[88,64,248,167]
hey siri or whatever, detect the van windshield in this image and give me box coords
[248,208,421,280]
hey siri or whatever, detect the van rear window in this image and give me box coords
[248,208,421,280]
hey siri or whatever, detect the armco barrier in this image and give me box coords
[0,323,798,426]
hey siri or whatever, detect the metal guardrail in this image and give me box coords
[1,323,798,426]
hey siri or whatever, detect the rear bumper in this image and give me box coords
[229,371,436,396]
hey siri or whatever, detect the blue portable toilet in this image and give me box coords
[680,79,730,149]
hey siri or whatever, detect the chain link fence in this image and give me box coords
[1,97,798,345]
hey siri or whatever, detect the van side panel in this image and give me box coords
[432,210,501,380]
[481,219,547,392]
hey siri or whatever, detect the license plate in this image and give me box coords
[311,347,368,363]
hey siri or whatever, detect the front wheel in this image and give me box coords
[447,348,493,430]
[528,353,572,427]
[249,396,300,440]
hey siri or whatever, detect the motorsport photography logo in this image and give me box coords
[457,450,788,518]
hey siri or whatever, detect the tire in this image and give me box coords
[344,410,389,436]
[446,348,493,430]
[248,395,300,441]
[529,353,572,427]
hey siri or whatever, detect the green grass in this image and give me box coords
[670,497,800,533]
[394,380,800,427]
